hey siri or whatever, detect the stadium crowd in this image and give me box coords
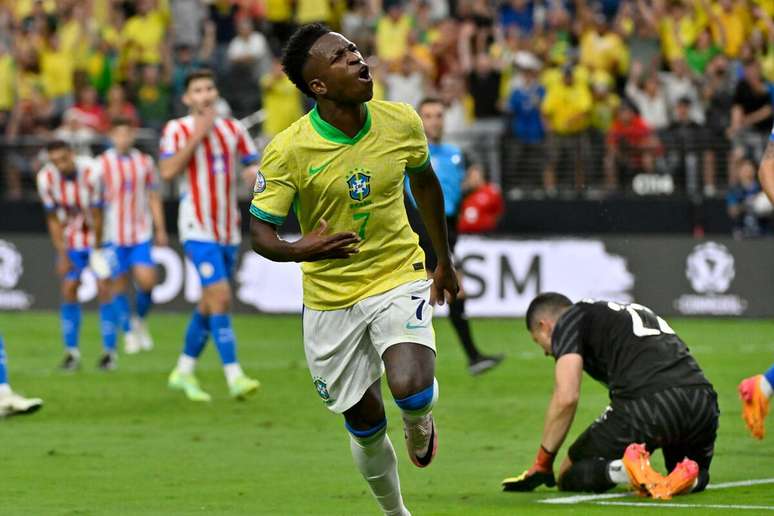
[1,0,773,220]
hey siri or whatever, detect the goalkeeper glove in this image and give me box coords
[502,445,557,492]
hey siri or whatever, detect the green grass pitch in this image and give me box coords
[1,312,773,515]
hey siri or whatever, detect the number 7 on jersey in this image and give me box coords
[353,212,370,240]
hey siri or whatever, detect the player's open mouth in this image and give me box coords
[357,65,372,82]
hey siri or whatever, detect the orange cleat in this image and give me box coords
[739,375,769,440]
[621,443,665,497]
[649,458,699,500]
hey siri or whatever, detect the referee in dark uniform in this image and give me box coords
[502,293,718,498]
[405,97,503,375]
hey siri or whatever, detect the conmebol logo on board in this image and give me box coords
[0,239,32,309]
[675,242,747,315]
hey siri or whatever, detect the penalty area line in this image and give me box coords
[594,501,774,511]
[538,477,774,505]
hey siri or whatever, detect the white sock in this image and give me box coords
[67,348,81,359]
[224,363,244,386]
[176,354,196,375]
[760,376,773,398]
[0,384,11,397]
[607,459,630,484]
[350,432,410,516]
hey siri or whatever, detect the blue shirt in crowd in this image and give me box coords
[499,2,535,34]
[508,83,545,143]
[405,142,465,217]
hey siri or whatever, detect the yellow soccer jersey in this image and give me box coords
[250,100,430,310]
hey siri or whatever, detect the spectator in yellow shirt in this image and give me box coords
[590,79,621,134]
[39,34,75,116]
[260,59,303,138]
[0,43,14,121]
[579,12,629,79]
[295,0,332,25]
[366,56,387,101]
[638,0,702,62]
[541,65,593,193]
[710,0,751,58]
[58,3,92,70]
[121,0,167,66]
[10,0,54,22]
[376,2,413,65]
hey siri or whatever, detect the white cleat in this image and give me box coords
[0,391,43,417]
[132,317,154,352]
[123,329,142,355]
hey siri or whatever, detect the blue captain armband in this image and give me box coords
[242,153,259,165]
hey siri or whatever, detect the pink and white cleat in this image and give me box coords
[403,413,438,468]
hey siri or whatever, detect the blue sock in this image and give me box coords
[135,290,152,319]
[113,293,131,333]
[183,311,209,359]
[60,302,81,350]
[764,364,774,390]
[209,313,237,365]
[345,418,387,444]
[99,302,118,352]
[394,378,439,418]
[0,335,7,385]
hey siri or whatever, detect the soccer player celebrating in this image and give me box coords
[37,140,118,371]
[249,24,458,516]
[0,334,43,417]
[97,117,167,354]
[503,293,718,499]
[160,69,260,402]
[740,127,774,438]
[405,97,504,375]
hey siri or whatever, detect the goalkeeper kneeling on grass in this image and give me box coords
[503,293,718,499]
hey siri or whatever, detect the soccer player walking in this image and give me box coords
[739,123,774,438]
[405,97,504,375]
[250,24,458,516]
[503,294,718,499]
[37,140,118,371]
[0,334,42,417]
[160,70,260,402]
[97,118,167,354]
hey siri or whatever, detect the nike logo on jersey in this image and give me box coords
[309,159,333,176]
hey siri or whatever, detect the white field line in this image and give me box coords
[595,501,774,511]
[539,477,774,505]
[539,492,629,505]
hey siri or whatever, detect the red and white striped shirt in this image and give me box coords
[160,116,258,245]
[97,148,159,246]
[36,157,103,251]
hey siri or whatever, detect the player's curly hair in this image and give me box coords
[282,23,331,98]
[525,292,572,332]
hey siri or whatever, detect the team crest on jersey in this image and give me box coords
[313,376,334,404]
[211,154,226,174]
[253,171,266,194]
[346,169,371,202]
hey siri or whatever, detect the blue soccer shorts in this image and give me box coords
[64,249,90,282]
[183,240,239,287]
[112,240,155,276]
